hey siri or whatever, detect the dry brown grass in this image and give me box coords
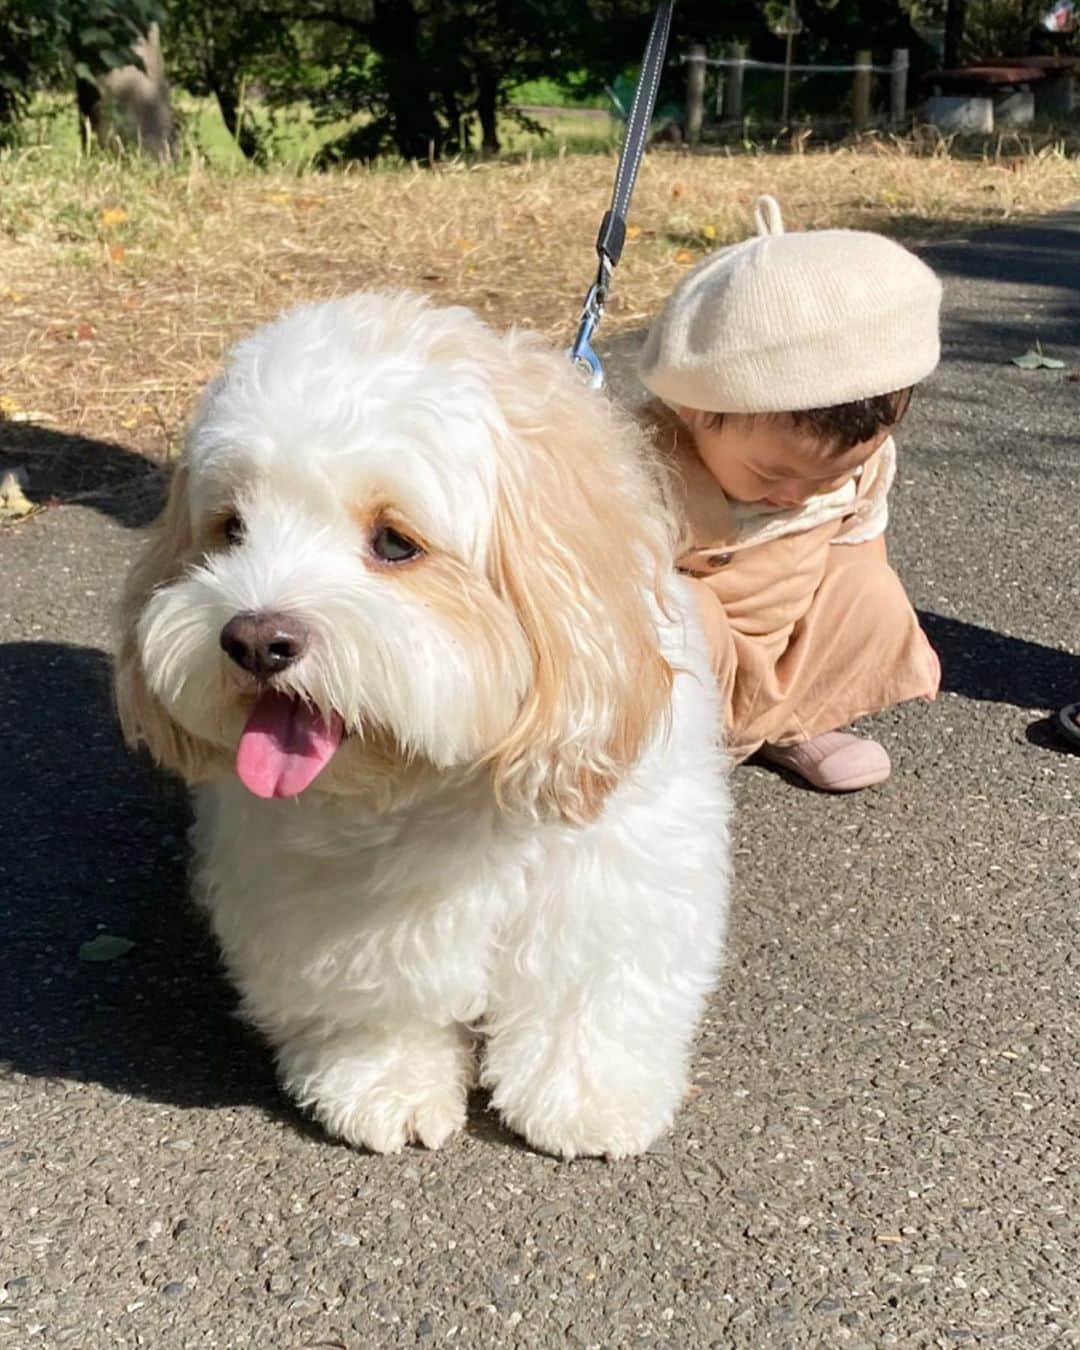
[1,137,1077,466]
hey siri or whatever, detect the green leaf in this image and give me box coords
[78,26,116,48]
[79,934,135,962]
[1011,349,1066,370]
[74,61,96,82]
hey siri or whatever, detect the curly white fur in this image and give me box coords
[116,292,729,1158]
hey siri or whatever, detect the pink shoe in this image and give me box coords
[760,731,891,792]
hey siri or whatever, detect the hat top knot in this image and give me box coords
[752,195,785,237]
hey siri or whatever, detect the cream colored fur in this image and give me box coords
[116,292,729,1157]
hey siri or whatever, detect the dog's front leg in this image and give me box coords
[481,884,721,1160]
[275,1019,475,1154]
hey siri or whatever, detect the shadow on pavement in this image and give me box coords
[931,308,1079,367]
[2,619,1074,1120]
[921,212,1080,296]
[0,423,166,529]
[0,640,281,1112]
[0,640,513,1144]
[921,610,1080,709]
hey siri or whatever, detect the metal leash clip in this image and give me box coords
[568,254,612,390]
[568,282,605,389]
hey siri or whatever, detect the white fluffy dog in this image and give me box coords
[115,292,729,1158]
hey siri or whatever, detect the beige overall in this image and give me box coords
[646,404,940,761]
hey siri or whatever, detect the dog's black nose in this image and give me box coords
[220,611,310,680]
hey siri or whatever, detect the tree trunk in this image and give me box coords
[76,76,105,153]
[372,0,442,161]
[944,0,967,68]
[441,84,464,153]
[214,83,261,161]
[476,68,499,155]
[89,24,175,159]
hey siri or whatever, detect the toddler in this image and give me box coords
[638,196,941,791]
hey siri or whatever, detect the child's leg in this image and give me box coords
[753,539,939,789]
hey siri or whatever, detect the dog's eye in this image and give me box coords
[222,513,244,546]
[371,524,422,564]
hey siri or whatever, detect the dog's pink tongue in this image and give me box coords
[236,691,344,799]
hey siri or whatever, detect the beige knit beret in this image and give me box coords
[638,196,942,413]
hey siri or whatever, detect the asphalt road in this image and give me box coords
[1,209,1078,1349]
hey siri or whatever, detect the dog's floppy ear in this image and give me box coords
[114,460,217,781]
[487,335,675,825]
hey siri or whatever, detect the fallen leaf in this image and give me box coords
[0,397,51,423]
[101,206,128,228]
[1011,348,1066,370]
[108,243,126,264]
[74,322,95,341]
[626,224,642,240]
[0,468,34,519]
[701,223,717,240]
[79,935,135,962]
[670,182,685,199]
[2,410,53,424]
[674,248,697,264]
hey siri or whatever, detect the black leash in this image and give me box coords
[569,1,675,387]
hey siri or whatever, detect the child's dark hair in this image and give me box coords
[704,387,913,454]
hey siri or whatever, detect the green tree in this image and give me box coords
[962,0,1052,59]
[0,2,57,139]
[284,1,558,161]
[166,0,296,159]
[294,1,752,161]
[0,0,163,145]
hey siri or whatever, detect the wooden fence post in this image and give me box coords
[781,26,795,125]
[853,49,872,132]
[686,43,706,145]
[724,42,746,122]
[890,48,909,127]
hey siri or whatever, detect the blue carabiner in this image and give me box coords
[568,282,606,390]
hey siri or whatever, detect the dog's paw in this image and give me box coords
[279,1022,471,1154]
[484,1050,683,1160]
[321,1080,467,1155]
[496,1093,674,1160]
